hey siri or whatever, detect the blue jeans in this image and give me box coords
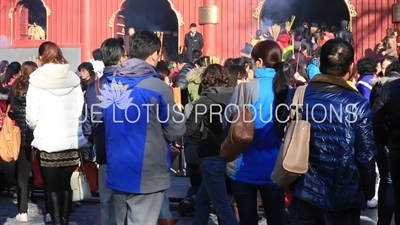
[193,156,238,225]
[159,192,172,219]
[231,180,285,225]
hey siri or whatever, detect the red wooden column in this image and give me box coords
[202,0,217,56]
[397,0,400,29]
[80,0,92,62]
[395,1,400,54]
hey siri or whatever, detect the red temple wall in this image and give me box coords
[84,0,120,57]
[0,0,81,48]
[170,0,204,52]
[45,0,80,47]
[84,0,258,61]
[171,0,259,59]
[174,0,398,61]
[352,0,397,60]
[0,0,13,42]
[0,0,399,62]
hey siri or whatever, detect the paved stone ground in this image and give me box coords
[0,175,393,225]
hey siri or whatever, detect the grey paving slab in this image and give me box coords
[0,175,392,225]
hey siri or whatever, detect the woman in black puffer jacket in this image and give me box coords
[8,61,36,222]
[370,61,400,225]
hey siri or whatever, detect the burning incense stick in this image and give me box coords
[289,15,296,31]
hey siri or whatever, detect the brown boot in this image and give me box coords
[157,218,179,225]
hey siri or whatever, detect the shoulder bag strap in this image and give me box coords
[78,150,86,173]
[290,85,308,120]
[242,82,248,105]
[95,78,100,96]
[236,83,242,105]
[2,104,11,118]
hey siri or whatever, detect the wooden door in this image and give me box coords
[114,13,125,38]
[19,5,29,40]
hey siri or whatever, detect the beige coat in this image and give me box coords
[385,37,398,59]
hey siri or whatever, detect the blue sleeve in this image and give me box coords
[356,85,367,99]
[308,66,320,79]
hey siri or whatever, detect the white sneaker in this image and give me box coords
[16,213,28,222]
[45,213,52,223]
[367,197,378,208]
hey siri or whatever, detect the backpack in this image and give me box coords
[0,105,21,162]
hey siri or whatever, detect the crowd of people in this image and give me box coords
[0,19,399,225]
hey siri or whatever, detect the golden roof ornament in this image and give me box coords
[252,1,264,19]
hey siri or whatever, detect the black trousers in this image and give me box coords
[16,147,32,213]
[185,163,202,198]
[377,145,395,225]
[289,197,360,225]
[41,166,75,192]
[232,180,286,225]
[389,151,400,225]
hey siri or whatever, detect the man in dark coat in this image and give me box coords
[82,37,128,225]
[174,54,194,107]
[123,27,135,55]
[184,23,203,62]
[280,39,376,225]
[335,20,354,46]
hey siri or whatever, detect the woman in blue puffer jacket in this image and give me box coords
[225,40,286,225]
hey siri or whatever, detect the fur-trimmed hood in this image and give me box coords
[371,72,400,86]
[186,66,205,83]
[29,63,80,96]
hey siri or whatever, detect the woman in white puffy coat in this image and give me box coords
[26,41,87,225]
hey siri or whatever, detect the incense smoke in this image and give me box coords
[122,0,178,33]
[260,0,350,31]
[0,35,11,49]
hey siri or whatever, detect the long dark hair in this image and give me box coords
[273,61,308,125]
[274,62,295,96]
[226,65,248,86]
[251,40,282,68]
[13,61,38,97]
[2,61,21,85]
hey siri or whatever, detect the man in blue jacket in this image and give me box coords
[282,39,376,225]
[101,30,185,225]
[82,37,128,225]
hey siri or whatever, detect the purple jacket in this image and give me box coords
[356,74,375,99]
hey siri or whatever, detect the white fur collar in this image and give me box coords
[29,63,80,90]
[370,76,399,86]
